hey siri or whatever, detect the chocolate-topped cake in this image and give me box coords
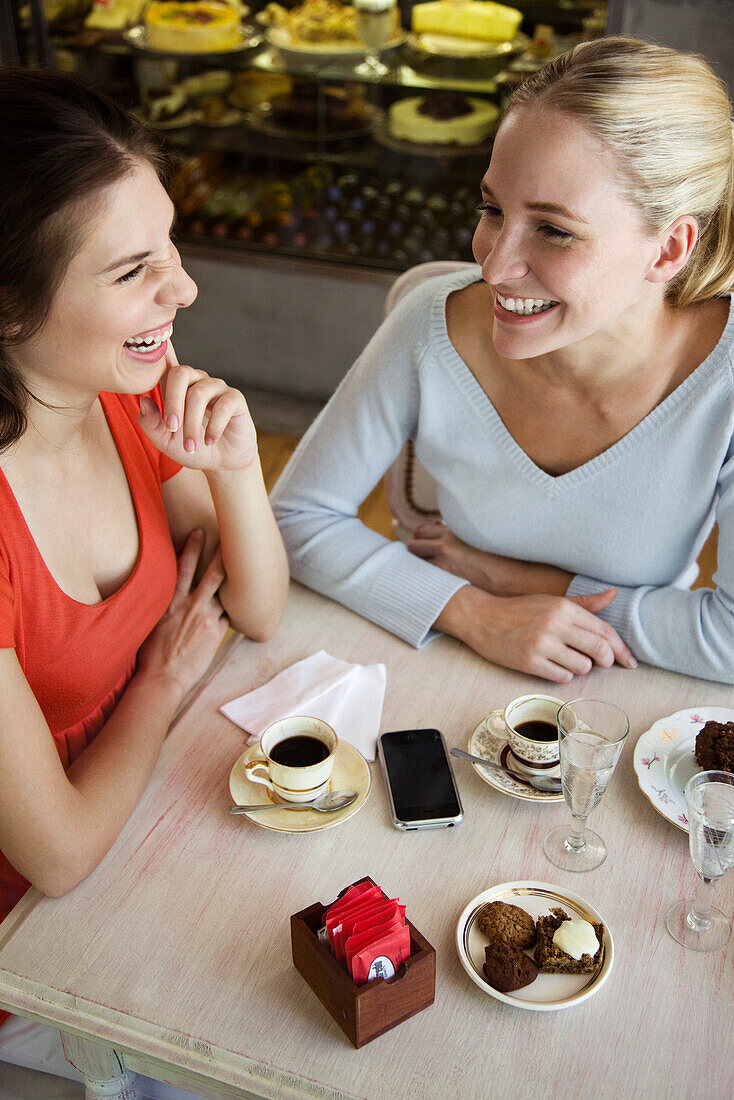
[695,721,734,771]
[387,92,499,146]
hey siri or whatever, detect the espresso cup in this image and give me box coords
[503,694,563,776]
[244,716,337,804]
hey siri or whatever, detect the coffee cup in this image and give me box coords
[244,716,337,804]
[492,694,564,776]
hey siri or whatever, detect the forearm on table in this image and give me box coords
[206,461,289,640]
[462,546,573,598]
[40,670,184,894]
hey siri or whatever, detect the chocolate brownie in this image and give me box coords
[483,943,539,993]
[477,901,536,949]
[534,907,604,974]
[695,721,734,771]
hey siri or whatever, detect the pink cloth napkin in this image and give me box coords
[219,650,387,761]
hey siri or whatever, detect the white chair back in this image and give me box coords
[383,262,475,542]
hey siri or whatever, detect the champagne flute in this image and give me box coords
[353,0,397,79]
[543,699,629,872]
[665,770,734,951]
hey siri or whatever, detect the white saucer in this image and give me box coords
[456,881,613,1011]
[469,711,564,804]
[228,740,371,833]
[633,706,734,833]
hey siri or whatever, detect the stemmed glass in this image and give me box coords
[543,699,629,872]
[665,770,734,951]
[353,0,397,78]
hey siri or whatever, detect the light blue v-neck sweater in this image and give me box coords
[272,268,734,684]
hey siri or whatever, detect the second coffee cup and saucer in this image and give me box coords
[468,695,566,804]
[228,715,371,833]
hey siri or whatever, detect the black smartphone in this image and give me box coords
[377,728,463,830]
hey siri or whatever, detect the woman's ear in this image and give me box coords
[646,215,699,284]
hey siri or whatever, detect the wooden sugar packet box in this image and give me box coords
[290,877,436,1048]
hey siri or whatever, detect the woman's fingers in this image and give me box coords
[412,522,447,540]
[570,591,638,668]
[194,544,226,602]
[172,529,205,599]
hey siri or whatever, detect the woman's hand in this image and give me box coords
[409,522,573,597]
[138,349,258,473]
[436,585,637,683]
[136,529,230,698]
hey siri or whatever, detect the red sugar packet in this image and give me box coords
[325,892,385,953]
[345,911,406,970]
[350,925,411,985]
[332,900,402,962]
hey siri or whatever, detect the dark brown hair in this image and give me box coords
[0,67,171,450]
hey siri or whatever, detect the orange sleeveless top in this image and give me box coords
[0,388,181,948]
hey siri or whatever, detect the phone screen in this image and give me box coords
[380,729,462,823]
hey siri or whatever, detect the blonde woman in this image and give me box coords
[273,37,734,684]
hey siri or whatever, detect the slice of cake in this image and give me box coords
[695,721,734,771]
[387,92,499,146]
[412,1,522,42]
[535,907,604,974]
[144,2,242,52]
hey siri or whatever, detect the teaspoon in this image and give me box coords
[450,748,562,792]
[229,789,359,815]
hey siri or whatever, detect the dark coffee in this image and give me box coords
[515,720,557,743]
[270,735,330,768]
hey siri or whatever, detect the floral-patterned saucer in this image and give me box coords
[633,706,734,833]
[469,711,564,804]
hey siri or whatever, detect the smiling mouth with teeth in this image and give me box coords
[123,323,173,352]
[496,293,558,316]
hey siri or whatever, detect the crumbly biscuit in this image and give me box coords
[477,900,536,949]
[695,721,734,771]
[534,907,603,974]
[483,943,539,993]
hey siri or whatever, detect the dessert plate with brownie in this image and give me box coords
[467,712,564,804]
[456,882,613,1011]
[633,706,734,832]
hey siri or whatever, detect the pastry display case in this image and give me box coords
[11,0,608,275]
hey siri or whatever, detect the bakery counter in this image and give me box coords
[171,150,484,271]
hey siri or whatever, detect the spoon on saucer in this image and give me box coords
[450,748,562,793]
[229,790,359,815]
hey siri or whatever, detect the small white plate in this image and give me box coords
[456,881,613,1011]
[228,740,371,833]
[633,706,734,833]
[468,711,564,804]
[265,24,406,60]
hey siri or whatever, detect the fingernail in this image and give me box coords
[205,435,214,446]
[628,656,638,669]
[184,438,196,453]
[167,414,179,431]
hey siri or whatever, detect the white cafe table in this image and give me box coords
[0,582,732,1100]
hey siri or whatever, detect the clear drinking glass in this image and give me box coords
[353,0,397,78]
[543,699,629,872]
[665,770,734,951]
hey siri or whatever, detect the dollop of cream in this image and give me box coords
[552,919,599,960]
